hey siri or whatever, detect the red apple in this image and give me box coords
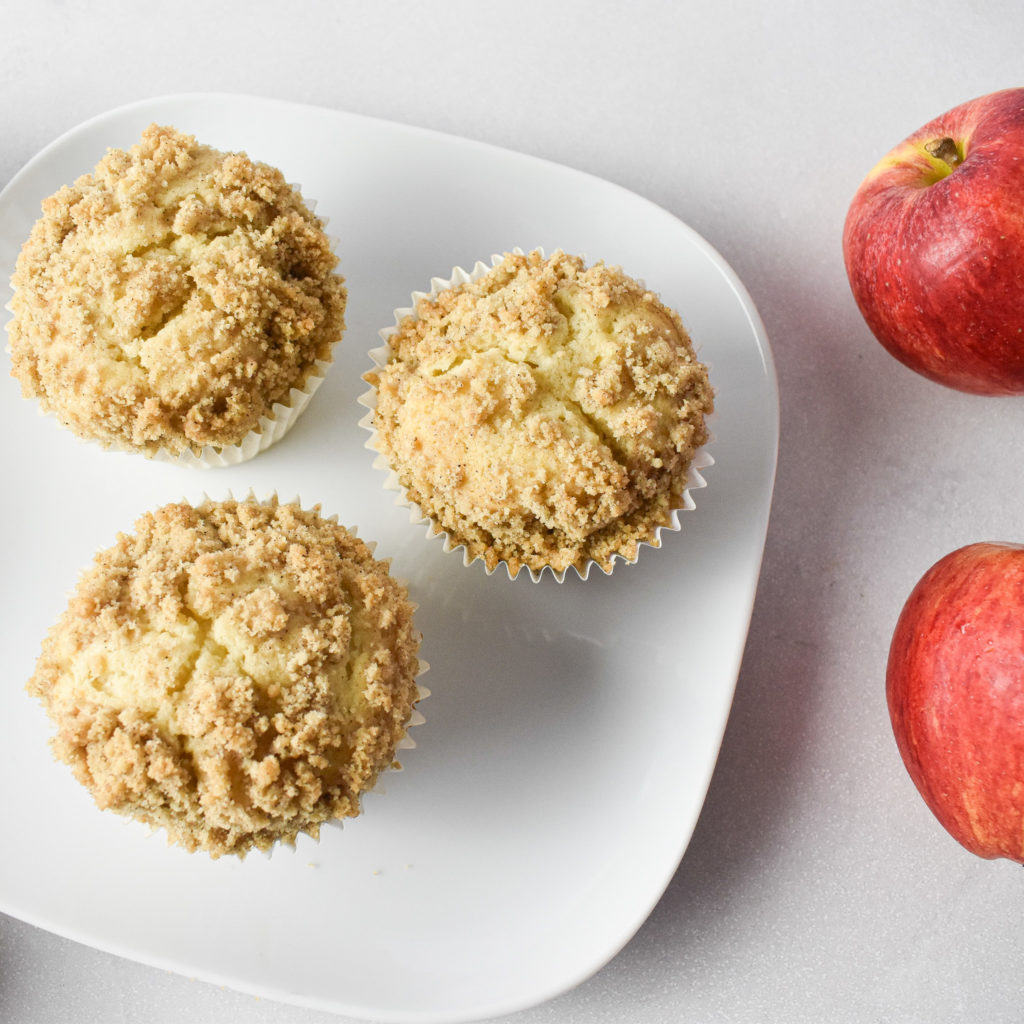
[843,88,1024,395]
[887,542,1024,861]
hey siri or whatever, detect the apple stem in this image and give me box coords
[924,137,963,173]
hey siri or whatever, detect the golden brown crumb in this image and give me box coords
[368,250,714,576]
[8,124,347,456]
[26,498,421,857]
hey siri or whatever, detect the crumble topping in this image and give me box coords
[26,499,421,857]
[8,124,347,456]
[369,250,714,575]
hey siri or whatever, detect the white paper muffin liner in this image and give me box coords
[4,192,342,469]
[152,357,335,469]
[358,248,715,583]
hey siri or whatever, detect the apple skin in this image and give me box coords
[887,542,1024,861]
[843,88,1024,395]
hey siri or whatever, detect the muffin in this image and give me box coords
[364,250,714,579]
[7,124,346,462]
[26,497,423,857]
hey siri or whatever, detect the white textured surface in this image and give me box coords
[2,1,1024,1022]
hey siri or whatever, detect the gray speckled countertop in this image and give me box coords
[4,2,1024,1021]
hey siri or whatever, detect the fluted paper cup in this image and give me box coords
[358,249,714,583]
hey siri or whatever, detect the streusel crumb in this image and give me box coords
[26,499,421,857]
[368,250,714,576]
[8,124,346,456]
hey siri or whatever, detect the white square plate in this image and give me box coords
[0,94,777,1023]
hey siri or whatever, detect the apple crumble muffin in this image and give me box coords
[8,124,346,457]
[367,250,714,577]
[26,498,422,857]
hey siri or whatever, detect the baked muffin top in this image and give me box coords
[26,498,421,857]
[8,124,346,456]
[368,250,714,577]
